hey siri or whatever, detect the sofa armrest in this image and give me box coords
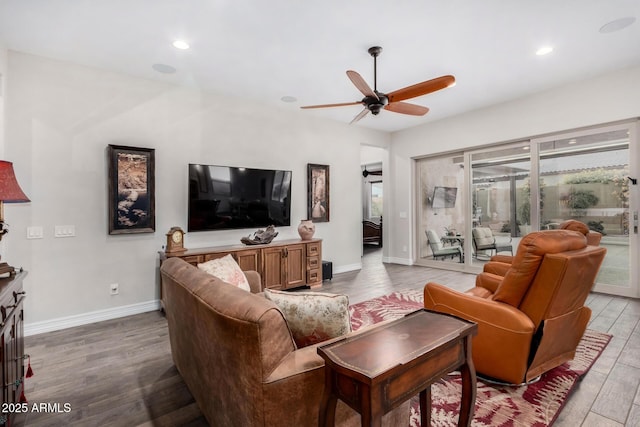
[245,270,262,293]
[264,344,324,383]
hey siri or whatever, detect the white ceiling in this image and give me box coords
[1,0,639,133]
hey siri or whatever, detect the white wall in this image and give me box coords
[0,43,6,159]
[4,51,389,330]
[388,65,640,264]
[0,43,7,260]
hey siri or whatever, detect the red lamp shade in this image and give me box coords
[0,161,30,203]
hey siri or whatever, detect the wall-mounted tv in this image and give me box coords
[431,186,457,208]
[188,164,292,232]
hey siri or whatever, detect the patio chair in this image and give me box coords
[426,229,462,262]
[472,227,513,259]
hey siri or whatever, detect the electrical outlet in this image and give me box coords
[110,283,119,295]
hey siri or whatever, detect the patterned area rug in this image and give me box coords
[349,289,612,427]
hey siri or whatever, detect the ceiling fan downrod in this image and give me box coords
[368,46,382,92]
[365,46,387,115]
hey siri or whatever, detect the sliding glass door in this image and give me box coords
[414,120,638,296]
[416,153,466,268]
[533,124,636,296]
[470,143,530,266]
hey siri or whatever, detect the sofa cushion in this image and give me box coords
[264,289,351,348]
[198,254,250,292]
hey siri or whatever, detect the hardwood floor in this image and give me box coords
[19,247,640,426]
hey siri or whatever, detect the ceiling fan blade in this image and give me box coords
[346,70,379,100]
[387,75,456,103]
[350,108,370,124]
[384,102,430,116]
[300,101,362,109]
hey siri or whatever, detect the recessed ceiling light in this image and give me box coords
[536,46,553,56]
[600,17,636,34]
[281,96,297,103]
[568,139,577,144]
[523,146,530,150]
[172,40,190,50]
[152,63,177,74]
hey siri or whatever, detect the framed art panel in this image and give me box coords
[307,163,329,222]
[108,144,155,234]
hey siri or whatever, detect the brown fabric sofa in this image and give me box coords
[424,230,606,384]
[160,257,407,426]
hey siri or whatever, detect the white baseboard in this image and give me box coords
[383,256,413,265]
[333,263,362,274]
[24,300,161,337]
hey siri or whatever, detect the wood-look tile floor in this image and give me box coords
[19,247,640,426]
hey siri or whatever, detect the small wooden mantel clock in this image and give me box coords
[165,226,187,254]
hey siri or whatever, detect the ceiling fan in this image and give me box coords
[301,46,455,124]
[362,166,382,177]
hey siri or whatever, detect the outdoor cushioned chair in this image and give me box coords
[424,230,607,384]
[425,229,462,262]
[471,226,512,259]
[484,220,602,277]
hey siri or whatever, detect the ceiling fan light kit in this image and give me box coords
[301,46,455,124]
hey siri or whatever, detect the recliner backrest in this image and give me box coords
[519,244,606,329]
[560,219,603,246]
[492,230,588,307]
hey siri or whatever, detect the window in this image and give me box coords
[369,181,383,218]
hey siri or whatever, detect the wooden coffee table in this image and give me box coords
[317,309,477,427]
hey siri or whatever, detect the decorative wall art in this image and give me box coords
[307,163,329,222]
[108,145,155,234]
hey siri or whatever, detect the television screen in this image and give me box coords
[188,164,292,231]
[431,186,457,208]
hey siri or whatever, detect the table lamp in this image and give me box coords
[0,160,30,275]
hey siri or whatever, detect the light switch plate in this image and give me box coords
[54,225,76,237]
[27,226,44,239]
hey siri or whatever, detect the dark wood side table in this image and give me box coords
[317,309,477,427]
[0,271,27,427]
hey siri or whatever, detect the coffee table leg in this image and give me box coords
[419,386,431,427]
[458,337,477,427]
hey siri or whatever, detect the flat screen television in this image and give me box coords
[431,186,457,208]
[188,164,292,231]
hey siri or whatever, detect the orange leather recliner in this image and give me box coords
[424,229,607,384]
[484,219,602,277]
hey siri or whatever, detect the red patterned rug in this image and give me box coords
[349,289,611,427]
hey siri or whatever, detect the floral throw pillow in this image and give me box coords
[264,289,351,348]
[198,254,251,292]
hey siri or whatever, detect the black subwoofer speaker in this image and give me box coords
[322,261,332,281]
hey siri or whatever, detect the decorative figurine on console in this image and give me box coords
[241,225,278,245]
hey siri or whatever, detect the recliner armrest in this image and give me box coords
[424,282,534,332]
[424,281,536,383]
[475,272,502,293]
[490,254,514,264]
